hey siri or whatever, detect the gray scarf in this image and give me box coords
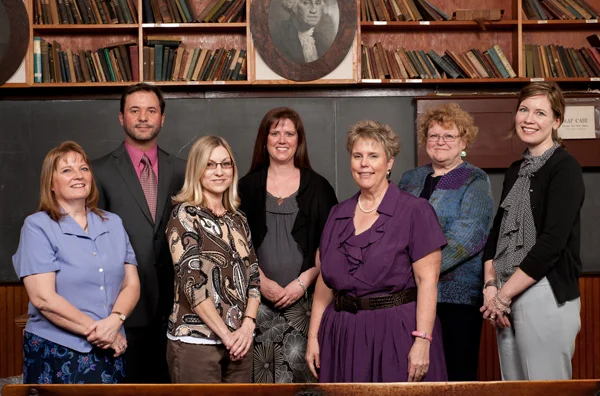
[493,143,559,283]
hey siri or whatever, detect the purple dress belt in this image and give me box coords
[333,287,418,314]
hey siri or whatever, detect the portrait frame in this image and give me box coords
[249,0,358,84]
[0,0,29,85]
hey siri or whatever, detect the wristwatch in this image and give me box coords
[112,311,126,322]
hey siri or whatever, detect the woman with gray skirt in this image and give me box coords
[239,107,337,383]
[481,82,585,380]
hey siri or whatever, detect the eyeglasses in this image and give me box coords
[427,134,460,143]
[206,160,234,170]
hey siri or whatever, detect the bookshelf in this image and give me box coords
[2,0,599,88]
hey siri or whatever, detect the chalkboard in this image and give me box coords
[0,96,598,281]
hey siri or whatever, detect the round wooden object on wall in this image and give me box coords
[250,0,357,82]
[0,0,30,85]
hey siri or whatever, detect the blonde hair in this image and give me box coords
[346,120,401,160]
[416,103,479,148]
[38,141,104,222]
[173,136,240,212]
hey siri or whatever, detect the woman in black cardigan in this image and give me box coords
[239,107,337,383]
[481,82,585,380]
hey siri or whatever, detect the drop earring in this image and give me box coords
[461,150,467,157]
[386,169,391,179]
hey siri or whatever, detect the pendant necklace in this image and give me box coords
[357,194,380,213]
[270,175,290,206]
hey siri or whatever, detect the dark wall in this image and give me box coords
[1,96,598,281]
[0,96,415,281]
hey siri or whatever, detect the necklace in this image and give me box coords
[204,205,227,218]
[269,171,292,206]
[357,194,380,213]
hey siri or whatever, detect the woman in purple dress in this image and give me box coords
[305,121,448,382]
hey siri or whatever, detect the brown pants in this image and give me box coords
[166,339,252,383]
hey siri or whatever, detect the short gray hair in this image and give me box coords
[347,120,401,160]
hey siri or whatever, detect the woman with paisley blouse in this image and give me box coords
[165,135,260,383]
[239,107,337,383]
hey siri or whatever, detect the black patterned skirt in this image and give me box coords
[252,293,316,383]
[23,331,126,384]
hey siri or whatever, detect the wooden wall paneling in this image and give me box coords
[0,284,28,379]
[2,278,600,380]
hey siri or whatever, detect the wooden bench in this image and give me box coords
[3,381,600,396]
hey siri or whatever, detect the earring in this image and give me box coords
[461,150,467,157]
[386,169,391,179]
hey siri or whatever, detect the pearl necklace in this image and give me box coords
[357,195,379,213]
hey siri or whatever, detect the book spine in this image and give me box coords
[142,0,154,22]
[40,39,51,82]
[487,47,509,78]
[493,45,516,77]
[77,50,91,81]
[427,50,459,78]
[33,38,43,83]
[154,44,164,81]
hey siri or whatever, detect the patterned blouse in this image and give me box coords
[166,202,260,343]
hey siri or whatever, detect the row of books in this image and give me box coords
[523,0,599,20]
[33,37,139,83]
[143,43,247,82]
[33,0,137,24]
[361,0,450,22]
[524,44,600,78]
[143,0,245,23]
[361,42,517,80]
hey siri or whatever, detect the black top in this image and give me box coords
[238,167,338,274]
[419,174,442,200]
[483,147,585,304]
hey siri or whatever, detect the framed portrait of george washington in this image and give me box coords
[249,0,358,83]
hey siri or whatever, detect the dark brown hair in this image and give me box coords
[38,141,104,222]
[248,107,312,173]
[515,81,565,144]
[120,83,165,114]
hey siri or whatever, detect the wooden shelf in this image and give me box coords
[521,19,600,29]
[33,24,139,31]
[361,78,530,84]
[142,22,246,30]
[360,20,519,30]
[32,82,135,86]
[4,0,600,88]
[145,80,249,85]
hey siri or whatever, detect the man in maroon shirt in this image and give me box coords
[92,83,186,383]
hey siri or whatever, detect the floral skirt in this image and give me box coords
[23,331,126,384]
[252,293,316,383]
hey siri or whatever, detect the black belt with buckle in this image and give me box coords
[333,287,417,314]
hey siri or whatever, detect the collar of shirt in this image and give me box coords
[124,141,159,181]
[57,209,109,240]
[335,182,398,220]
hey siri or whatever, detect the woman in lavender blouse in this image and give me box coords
[305,121,448,382]
[13,141,140,384]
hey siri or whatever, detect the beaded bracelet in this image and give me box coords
[495,291,511,308]
[296,278,308,299]
[412,331,433,343]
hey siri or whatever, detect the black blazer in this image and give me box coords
[484,147,585,304]
[92,143,186,328]
[238,167,338,274]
